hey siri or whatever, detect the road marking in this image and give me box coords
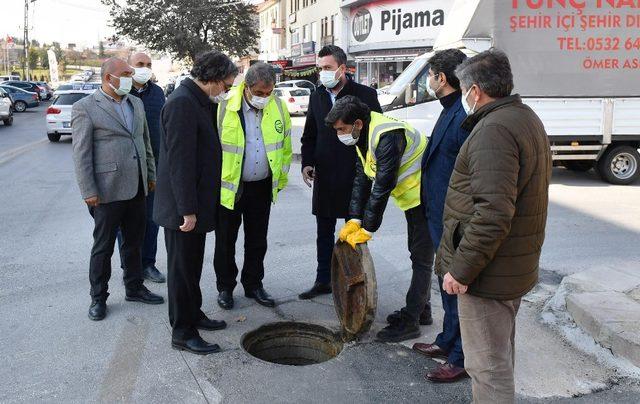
[0,138,48,165]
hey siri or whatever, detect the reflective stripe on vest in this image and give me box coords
[361,112,427,211]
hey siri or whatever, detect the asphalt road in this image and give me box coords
[1,104,639,403]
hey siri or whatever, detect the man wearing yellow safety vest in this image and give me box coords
[213,63,292,310]
[326,95,434,343]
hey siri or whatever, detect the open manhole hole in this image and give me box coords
[241,322,344,366]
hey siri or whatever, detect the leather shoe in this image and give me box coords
[143,265,166,283]
[125,286,164,305]
[425,363,469,383]
[245,288,275,307]
[88,300,106,321]
[412,342,448,360]
[172,336,221,355]
[196,316,227,331]
[298,282,332,300]
[375,317,420,343]
[387,308,433,326]
[217,291,234,310]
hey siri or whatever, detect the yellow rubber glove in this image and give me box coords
[346,228,372,250]
[339,219,361,242]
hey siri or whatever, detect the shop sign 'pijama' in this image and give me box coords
[352,4,445,42]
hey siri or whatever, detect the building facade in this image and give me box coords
[340,0,453,88]
[257,0,288,62]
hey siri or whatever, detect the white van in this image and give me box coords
[0,75,21,82]
[382,0,640,185]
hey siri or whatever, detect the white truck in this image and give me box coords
[381,0,640,185]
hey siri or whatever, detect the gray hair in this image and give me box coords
[245,62,276,87]
[455,49,514,98]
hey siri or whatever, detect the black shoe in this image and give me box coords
[88,300,106,321]
[171,336,221,355]
[143,265,166,283]
[387,308,433,326]
[217,291,234,310]
[298,282,332,300]
[245,288,275,307]
[125,286,164,305]
[196,316,227,331]
[376,317,421,343]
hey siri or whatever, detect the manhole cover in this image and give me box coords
[241,322,344,366]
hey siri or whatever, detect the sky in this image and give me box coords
[3,0,264,49]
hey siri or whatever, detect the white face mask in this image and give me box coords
[338,125,359,146]
[109,74,132,96]
[427,73,442,99]
[320,68,341,89]
[209,82,230,104]
[462,86,478,115]
[248,87,270,110]
[132,67,152,84]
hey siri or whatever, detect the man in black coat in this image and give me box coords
[299,45,382,299]
[153,51,238,355]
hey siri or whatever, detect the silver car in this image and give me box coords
[0,87,13,126]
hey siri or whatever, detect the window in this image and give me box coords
[303,0,309,7]
[53,93,89,105]
[273,89,283,97]
[303,24,309,42]
[290,89,310,97]
[331,14,336,37]
[310,22,317,43]
[291,28,300,45]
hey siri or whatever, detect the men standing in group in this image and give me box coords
[299,45,381,300]
[115,52,166,283]
[154,51,238,355]
[436,49,551,403]
[72,57,163,321]
[214,62,292,310]
[326,95,432,343]
[412,49,471,383]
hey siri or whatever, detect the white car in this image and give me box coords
[275,80,316,93]
[0,75,21,82]
[0,87,13,126]
[273,88,310,115]
[46,90,93,142]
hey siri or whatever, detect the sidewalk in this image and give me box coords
[557,266,640,368]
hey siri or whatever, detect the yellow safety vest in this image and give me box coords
[217,81,292,210]
[355,112,427,211]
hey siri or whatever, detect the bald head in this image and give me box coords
[129,52,152,69]
[101,57,133,82]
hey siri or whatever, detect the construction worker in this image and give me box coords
[325,95,433,343]
[213,62,292,310]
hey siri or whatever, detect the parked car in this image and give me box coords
[0,87,13,126]
[273,88,310,115]
[275,80,316,93]
[0,85,39,112]
[1,81,45,100]
[0,75,21,82]
[45,90,93,142]
[35,82,54,100]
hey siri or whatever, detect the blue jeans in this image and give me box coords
[117,191,159,268]
[435,275,465,368]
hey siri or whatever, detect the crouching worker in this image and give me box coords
[326,95,433,343]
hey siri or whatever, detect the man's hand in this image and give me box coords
[302,166,315,188]
[180,214,197,232]
[84,196,99,207]
[443,272,468,295]
[148,180,156,192]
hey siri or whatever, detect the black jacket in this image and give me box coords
[301,78,382,218]
[130,81,165,165]
[153,78,221,233]
[349,127,406,232]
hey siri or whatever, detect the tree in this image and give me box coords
[98,41,105,58]
[28,46,39,70]
[40,48,50,69]
[102,0,259,62]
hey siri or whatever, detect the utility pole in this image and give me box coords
[23,0,36,80]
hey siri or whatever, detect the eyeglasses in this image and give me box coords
[428,71,439,80]
[221,81,234,91]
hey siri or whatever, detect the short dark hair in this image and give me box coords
[455,49,514,98]
[325,95,371,127]
[427,49,467,91]
[190,50,238,83]
[318,45,347,66]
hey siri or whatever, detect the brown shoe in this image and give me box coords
[412,342,448,360]
[425,363,469,383]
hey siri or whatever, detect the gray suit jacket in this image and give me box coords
[72,90,156,204]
